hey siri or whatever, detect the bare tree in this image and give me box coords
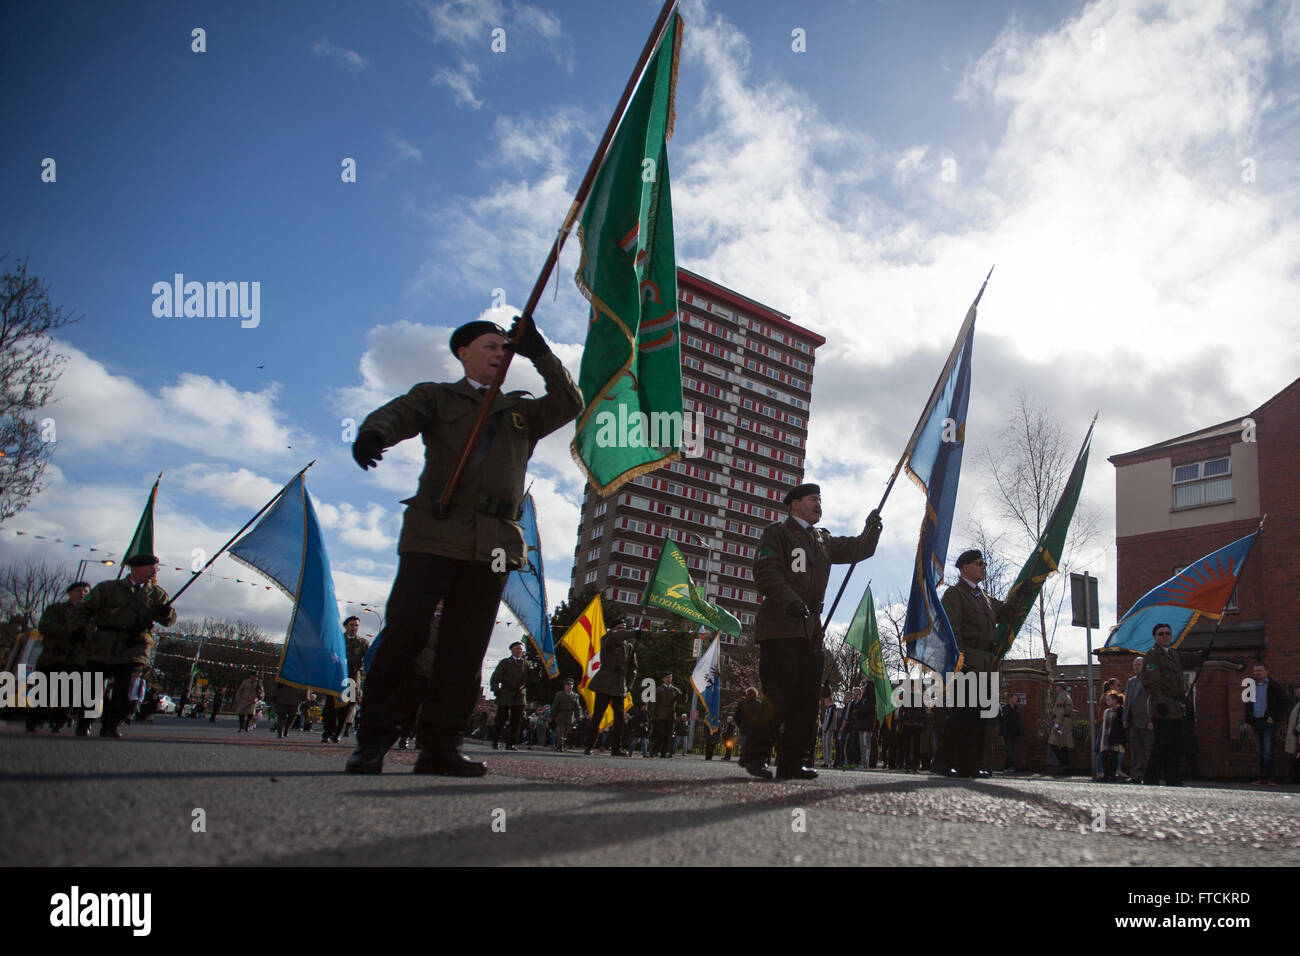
[0,257,81,523]
[0,558,73,625]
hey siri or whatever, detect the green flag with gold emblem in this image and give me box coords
[844,585,896,723]
[642,534,741,637]
[571,13,684,495]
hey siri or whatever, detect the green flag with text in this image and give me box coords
[642,534,741,638]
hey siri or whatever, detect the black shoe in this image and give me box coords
[775,767,819,781]
[345,733,395,774]
[414,749,488,777]
[396,737,409,750]
[100,728,122,738]
[611,749,628,757]
[331,735,341,743]
[583,747,593,755]
[976,770,992,779]
[504,744,517,751]
[740,761,773,779]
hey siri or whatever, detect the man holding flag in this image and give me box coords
[749,483,882,780]
[347,316,582,775]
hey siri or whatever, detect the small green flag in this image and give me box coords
[642,534,741,637]
[571,13,684,495]
[119,474,160,575]
[844,585,896,723]
[993,419,1095,660]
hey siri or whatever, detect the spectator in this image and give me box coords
[234,674,262,732]
[1285,693,1300,784]
[1123,657,1154,784]
[997,697,1021,773]
[1242,662,1291,785]
[1099,691,1127,782]
[1047,688,1074,776]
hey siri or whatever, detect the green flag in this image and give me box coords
[571,13,684,495]
[992,418,1095,660]
[844,585,896,723]
[642,534,742,637]
[118,474,160,576]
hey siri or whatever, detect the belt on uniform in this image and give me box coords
[424,490,522,521]
[95,626,146,637]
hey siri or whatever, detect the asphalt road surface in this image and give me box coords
[3,717,1298,866]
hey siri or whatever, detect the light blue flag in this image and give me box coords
[1103,530,1260,654]
[901,277,987,676]
[690,633,721,731]
[229,474,348,696]
[502,493,559,677]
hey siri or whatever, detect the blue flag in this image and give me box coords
[902,277,987,676]
[690,633,721,732]
[502,493,559,677]
[229,474,348,696]
[1103,530,1259,654]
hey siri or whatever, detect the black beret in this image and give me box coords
[68,581,90,591]
[955,550,983,569]
[449,320,508,357]
[783,482,820,506]
[124,554,159,567]
[509,641,524,650]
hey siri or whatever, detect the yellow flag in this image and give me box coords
[558,596,631,732]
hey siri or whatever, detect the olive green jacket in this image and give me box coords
[360,350,583,568]
[753,517,876,644]
[35,600,87,670]
[940,579,1016,674]
[1141,642,1185,720]
[74,579,177,667]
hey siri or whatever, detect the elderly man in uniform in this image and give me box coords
[937,549,1025,778]
[322,615,366,742]
[650,672,683,757]
[584,625,636,756]
[551,678,582,752]
[74,555,177,738]
[26,581,91,732]
[748,483,882,781]
[1141,622,1185,786]
[347,314,582,775]
[490,641,537,749]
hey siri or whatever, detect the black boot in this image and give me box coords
[345,731,397,774]
[414,737,487,777]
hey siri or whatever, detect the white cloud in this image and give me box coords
[312,498,398,552]
[313,37,369,72]
[174,464,283,511]
[432,58,484,110]
[389,134,424,163]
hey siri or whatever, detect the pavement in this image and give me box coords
[2,716,1298,866]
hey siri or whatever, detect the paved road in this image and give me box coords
[2,717,1298,866]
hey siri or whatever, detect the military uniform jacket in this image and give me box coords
[359,351,583,568]
[587,629,637,698]
[652,682,682,720]
[940,579,1014,674]
[753,517,875,643]
[35,600,87,670]
[1140,643,1185,720]
[490,656,535,705]
[75,579,177,667]
[551,689,581,722]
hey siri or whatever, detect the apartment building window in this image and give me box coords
[584,569,598,585]
[1172,457,1232,509]
[587,548,601,562]
[594,502,607,518]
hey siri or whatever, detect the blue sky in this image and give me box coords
[4,0,1300,680]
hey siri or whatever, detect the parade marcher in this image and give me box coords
[1141,622,1185,786]
[551,679,581,751]
[346,315,583,775]
[936,550,1024,778]
[819,696,837,768]
[748,483,882,781]
[628,704,650,756]
[491,641,539,750]
[651,672,683,757]
[1047,687,1074,775]
[73,555,177,738]
[853,685,875,769]
[234,673,263,732]
[27,580,91,733]
[323,616,366,742]
[585,626,636,756]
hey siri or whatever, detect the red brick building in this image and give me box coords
[1102,377,1300,779]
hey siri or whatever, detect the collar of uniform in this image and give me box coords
[790,514,812,531]
[453,376,517,408]
[959,576,982,591]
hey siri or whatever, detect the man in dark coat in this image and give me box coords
[1141,622,1185,786]
[997,697,1022,773]
[1243,662,1292,784]
[346,315,582,775]
[747,483,881,780]
[651,673,682,757]
[551,679,582,751]
[584,628,636,756]
[490,642,537,750]
[27,581,90,732]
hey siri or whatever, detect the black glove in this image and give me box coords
[504,313,548,360]
[352,430,385,470]
[786,599,809,619]
[864,508,883,553]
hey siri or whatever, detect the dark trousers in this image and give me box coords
[1146,717,1183,784]
[103,663,141,732]
[939,703,987,776]
[494,704,523,745]
[322,696,342,739]
[587,694,626,750]
[1250,722,1278,781]
[360,553,506,748]
[753,638,822,773]
[651,718,673,756]
[705,733,717,760]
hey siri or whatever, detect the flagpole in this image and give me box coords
[438,0,681,512]
[165,461,316,610]
[1185,514,1267,696]
[820,269,993,633]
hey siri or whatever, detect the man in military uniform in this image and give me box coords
[938,549,1025,778]
[584,626,636,756]
[347,314,582,775]
[749,483,881,781]
[490,641,537,749]
[322,616,368,742]
[551,678,582,751]
[26,581,91,732]
[1141,622,1185,786]
[74,555,177,738]
[649,672,682,757]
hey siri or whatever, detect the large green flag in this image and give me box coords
[993,418,1095,660]
[118,474,160,576]
[571,13,684,495]
[642,534,742,637]
[844,585,897,723]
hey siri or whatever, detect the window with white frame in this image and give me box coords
[1172,457,1232,508]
